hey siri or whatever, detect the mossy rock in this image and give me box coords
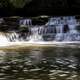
[76,25,80,32]
[19,26,30,33]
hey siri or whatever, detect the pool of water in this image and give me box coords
[0,47,80,80]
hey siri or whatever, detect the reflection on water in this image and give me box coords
[0,47,80,80]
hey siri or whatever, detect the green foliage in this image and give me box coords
[9,0,32,8]
[0,0,10,8]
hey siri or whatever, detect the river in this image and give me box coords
[0,46,79,80]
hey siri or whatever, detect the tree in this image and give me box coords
[9,0,32,8]
[0,0,10,8]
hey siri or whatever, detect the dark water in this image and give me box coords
[0,47,80,80]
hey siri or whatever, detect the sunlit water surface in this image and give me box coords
[0,47,80,80]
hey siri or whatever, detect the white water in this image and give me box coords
[29,26,43,42]
[0,16,80,47]
[19,18,32,26]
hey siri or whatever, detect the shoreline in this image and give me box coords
[0,41,79,52]
[0,41,80,49]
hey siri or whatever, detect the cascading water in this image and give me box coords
[0,16,80,46]
[19,18,32,26]
[45,16,80,41]
[63,17,80,41]
[29,26,43,42]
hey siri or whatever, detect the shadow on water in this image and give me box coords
[0,47,80,80]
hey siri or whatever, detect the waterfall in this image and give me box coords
[63,17,80,41]
[45,16,80,41]
[0,16,80,46]
[55,24,64,41]
[19,18,32,26]
[29,26,43,42]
